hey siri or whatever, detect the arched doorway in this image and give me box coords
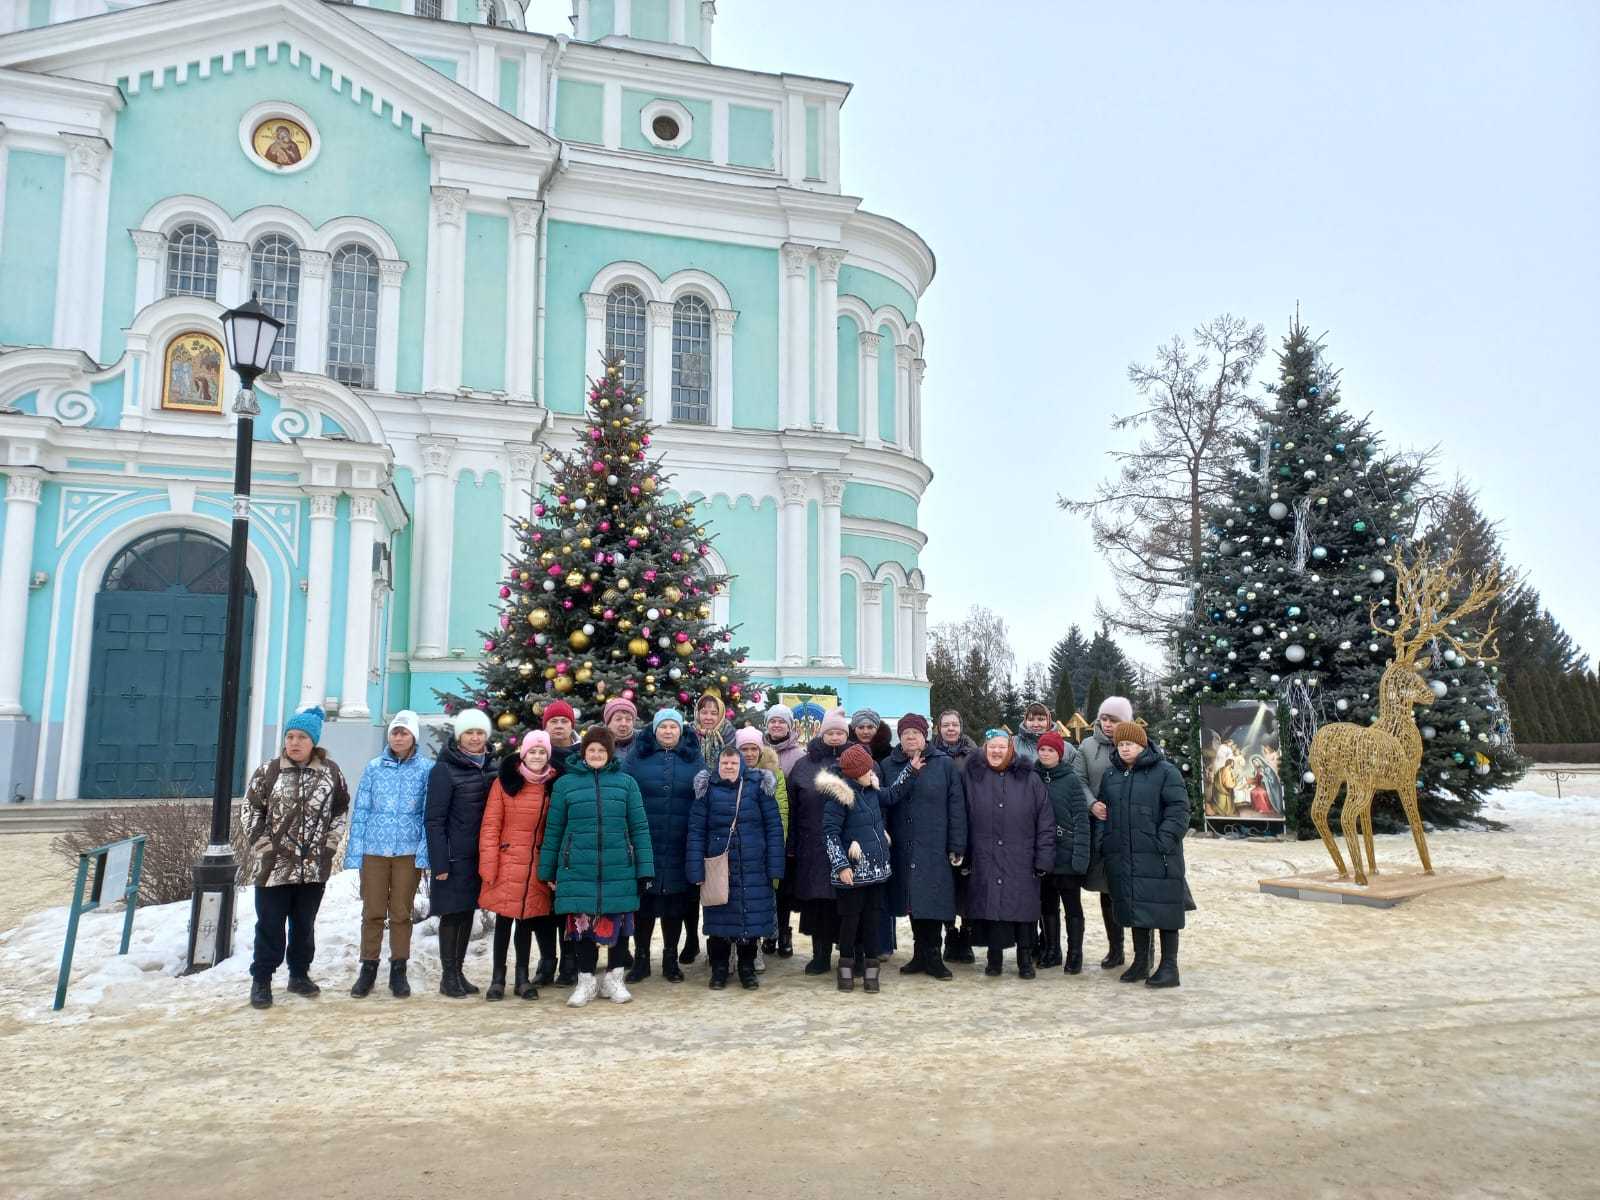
[79,529,256,799]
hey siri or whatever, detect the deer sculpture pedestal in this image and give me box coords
[1259,867,1504,909]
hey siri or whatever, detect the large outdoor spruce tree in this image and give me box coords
[1166,320,1521,828]
[440,355,754,752]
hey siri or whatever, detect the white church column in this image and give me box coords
[339,494,378,718]
[581,292,606,378]
[503,441,536,565]
[858,330,882,446]
[53,135,110,358]
[713,307,736,430]
[647,300,674,424]
[859,580,884,676]
[217,240,249,308]
[294,250,331,375]
[910,590,929,680]
[298,492,338,709]
[0,473,42,716]
[776,472,808,667]
[414,437,456,658]
[894,344,913,453]
[131,230,166,312]
[895,587,914,677]
[699,1,716,56]
[911,356,926,456]
[505,198,541,403]
[816,473,844,666]
[423,186,468,391]
[780,243,811,428]
[377,259,407,393]
[814,248,846,432]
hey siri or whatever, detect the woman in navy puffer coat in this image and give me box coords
[621,710,701,983]
[686,746,785,989]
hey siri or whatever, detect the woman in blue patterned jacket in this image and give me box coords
[343,711,433,999]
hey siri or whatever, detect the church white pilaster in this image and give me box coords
[816,473,845,666]
[814,248,846,431]
[712,307,736,430]
[581,292,607,380]
[414,437,456,658]
[647,300,674,424]
[858,330,882,446]
[859,580,884,676]
[294,250,331,375]
[894,343,913,453]
[0,473,43,717]
[781,243,811,428]
[339,494,379,718]
[298,492,338,710]
[910,589,930,681]
[377,258,407,393]
[423,186,467,391]
[505,198,541,403]
[217,240,249,309]
[53,135,111,359]
[777,471,809,667]
[503,441,537,566]
[131,229,166,312]
[911,357,927,457]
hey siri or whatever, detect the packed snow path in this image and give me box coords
[1,788,1596,1199]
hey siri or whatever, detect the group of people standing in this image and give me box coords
[239,689,1192,1010]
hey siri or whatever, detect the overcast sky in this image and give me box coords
[527,0,1600,676]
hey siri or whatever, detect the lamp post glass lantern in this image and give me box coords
[184,296,282,974]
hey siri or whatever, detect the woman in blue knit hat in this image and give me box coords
[243,705,351,1010]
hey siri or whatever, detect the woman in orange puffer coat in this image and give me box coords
[478,730,557,1001]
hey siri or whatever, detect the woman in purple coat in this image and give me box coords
[961,730,1054,979]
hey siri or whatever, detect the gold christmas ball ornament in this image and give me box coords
[580,538,592,550]
[698,604,712,619]
[528,609,551,629]
[543,667,557,680]
[674,642,693,658]
[575,667,593,684]
[628,637,651,657]
[568,630,591,650]
[496,712,516,729]
[664,585,682,603]
[565,571,584,588]
[553,675,574,693]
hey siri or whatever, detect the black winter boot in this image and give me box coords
[777,926,794,958]
[286,974,320,997]
[1017,941,1036,980]
[1100,896,1125,969]
[485,966,507,1001]
[925,939,953,980]
[1065,914,1085,975]
[709,960,729,990]
[680,923,701,965]
[389,959,411,998]
[662,945,684,983]
[836,962,854,992]
[1119,928,1152,983]
[737,944,759,990]
[455,925,479,995]
[945,923,975,964]
[1146,930,1180,989]
[438,922,468,998]
[899,943,927,975]
[1039,915,1063,969]
[556,945,577,987]
[804,938,833,976]
[625,933,653,984]
[533,957,556,987]
[984,946,1004,977]
[514,964,537,1000]
[250,976,272,1009]
[350,959,379,998]
[862,958,881,994]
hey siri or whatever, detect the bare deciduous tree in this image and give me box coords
[930,604,1017,683]
[1061,314,1267,640]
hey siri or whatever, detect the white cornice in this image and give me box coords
[0,0,556,151]
[0,66,123,139]
[555,40,851,105]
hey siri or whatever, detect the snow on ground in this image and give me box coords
[2,786,1598,1199]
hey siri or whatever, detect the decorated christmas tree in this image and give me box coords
[440,354,755,751]
[1165,319,1517,828]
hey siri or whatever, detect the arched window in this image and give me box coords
[102,529,253,596]
[670,294,712,424]
[250,234,301,374]
[165,223,219,299]
[326,243,380,388]
[605,284,647,388]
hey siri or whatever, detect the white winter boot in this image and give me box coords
[599,966,633,1003]
[754,947,767,973]
[567,972,599,1008]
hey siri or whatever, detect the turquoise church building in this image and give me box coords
[0,0,935,802]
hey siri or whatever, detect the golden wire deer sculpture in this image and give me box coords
[1308,547,1502,884]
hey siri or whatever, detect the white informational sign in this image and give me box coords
[100,840,133,908]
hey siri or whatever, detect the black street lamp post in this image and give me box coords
[185,297,283,973]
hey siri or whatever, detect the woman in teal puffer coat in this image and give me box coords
[538,726,655,1008]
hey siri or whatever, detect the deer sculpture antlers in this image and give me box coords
[1306,547,1501,884]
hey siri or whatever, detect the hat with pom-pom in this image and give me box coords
[284,705,325,746]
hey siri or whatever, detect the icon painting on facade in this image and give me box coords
[251,117,312,169]
[161,331,226,413]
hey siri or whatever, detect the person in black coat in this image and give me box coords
[935,710,980,963]
[962,731,1054,979]
[1037,731,1092,974]
[1100,721,1189,988]
[621,709,701,983]
[882,713,966,981]
[820,744,894,993]
[426,709,498,997]
[786,710,852,974]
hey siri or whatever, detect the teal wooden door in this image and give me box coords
[80,531,255,800]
